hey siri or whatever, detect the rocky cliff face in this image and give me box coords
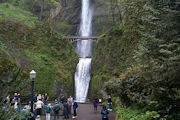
[35,0,120,35]
[53,0,118,36]
[52,0,81,35]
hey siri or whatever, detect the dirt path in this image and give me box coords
[39,103,116,120]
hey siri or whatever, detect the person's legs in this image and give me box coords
[69,107,71,115]
[94,106,97,112]
[54,113,57,120]
[49,113,51,120]
[74,110,76,116]
[47,113,50,120]
[39,108,42,115]
[109,103,112,109]
[110,103,112,109]
[37,109,40,116]
[57,112,59,119]
[75,110,77,116]
[46,113,48,120]
[65,114,68,119]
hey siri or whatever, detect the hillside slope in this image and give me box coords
[0,3,78,100]
[91,0,180,119]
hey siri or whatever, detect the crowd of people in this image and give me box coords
[2,93,78,120]
[3,93,21,112]
[2,93,113,120]
[34,95,78,120]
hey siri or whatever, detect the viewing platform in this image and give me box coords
[67,36,98,43]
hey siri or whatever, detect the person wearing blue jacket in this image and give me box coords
[101,106,109,120]
[72,100,78,119]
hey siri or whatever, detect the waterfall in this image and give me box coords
[75,0,93,102]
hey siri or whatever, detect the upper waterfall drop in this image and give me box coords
[76,0,93,58]
[75,0,93,102]
[79,0,93,37]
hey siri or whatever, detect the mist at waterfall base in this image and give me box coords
[74,0,93,102]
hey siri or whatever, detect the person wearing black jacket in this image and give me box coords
[107,96,112,111]
[63,100,69,119]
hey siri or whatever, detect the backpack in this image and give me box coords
[102,110,107,115]
[102,110,108,118]
[46,106,51,113]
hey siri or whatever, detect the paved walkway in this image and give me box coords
[39,103,116,120]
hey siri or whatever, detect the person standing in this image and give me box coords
[35,98,44,118]
[63,100,69,119]
[32,106,36,120]
[4,95,10,107]
[69,96,73,103]
[33,94,37,103]
[67,97,73,115]
[44,93,48,105]
[45,103,51,120]
[53,100,60,120]
[61,95,65,103]
[93,98,98,112]
[101,106,109,120]
[72,100,78,119]
[14,99,20,113]
[107,96,112,111]
[18,93,21,110]
[41,95,44,103]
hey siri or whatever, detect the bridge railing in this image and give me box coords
[67,36,98,43]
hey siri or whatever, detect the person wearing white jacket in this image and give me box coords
[35,99,44,118]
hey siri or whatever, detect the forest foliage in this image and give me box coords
[0,2,78,100]
[92,0,180,119]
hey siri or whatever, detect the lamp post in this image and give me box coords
[30,70,36,113]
